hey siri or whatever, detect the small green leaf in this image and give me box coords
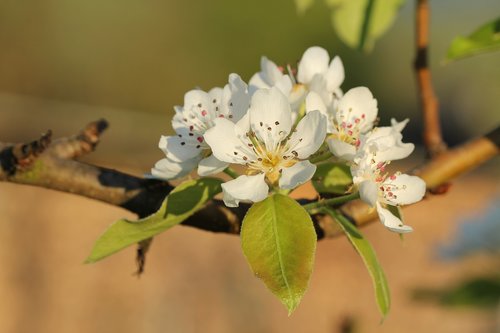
[324,207,391,317]
[446,17,500,62]
[294,0,315,15]
[326,0,405,52]
[312,162,352,194]
[241,194,317,314]
[86,178,222,263]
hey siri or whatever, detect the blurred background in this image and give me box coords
[0,0,499,332]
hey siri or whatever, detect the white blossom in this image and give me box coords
[250,46,345,118]
[354,118,415,165]
[204,87,327,207]
[313,86,379,160]
[350,117,425,233]
[351,155,426,233]
[296,46,345,108]
[248,56,293,97]
[151,74,250,180]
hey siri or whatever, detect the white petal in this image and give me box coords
[297,46,329,84]
[183,89,212,112]
[289,84,308,111]
[325,55,345,92]
[261,56,284,86]
[305,91,328,117]
[306,90,336,132]
[274,75,293,97]
[224,73,250,122]
[308,75,332,107]
[235,111,250,132]
[204,118,256,165]
[391,118,409,132]
[279,160,316,190]
[362,126,393,144]
[376,202,413,233]
[337,87,378,133]
[382,174,426,206]
[249,87,293,151]
[159,135,201,162]
[150,157,198,180]
[249,57,284,94]
[287,110,327,159]
[208,87,223,105]
[359,180,378,207]
[221,173,268,207]
[197,155,229,176]
[171,112,187,132]
[249,72,270,93]
[327,137,357,160]
[363,119,408,144]
[374,142,415,163]
[361,118,414,162]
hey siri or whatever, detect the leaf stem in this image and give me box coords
[303,191,360,213]
[223,167,240,179]
[275,188,291,196]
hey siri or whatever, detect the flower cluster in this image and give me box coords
[152,46,426,233]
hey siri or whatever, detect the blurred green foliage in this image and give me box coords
[413,275,500,309]
[325,0,405,52]
[446,17,500,62]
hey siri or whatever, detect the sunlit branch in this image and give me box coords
[414,0,447,157]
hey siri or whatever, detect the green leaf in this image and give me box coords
[312,162,352,194]
[324,207,391,317]
[294,0,315,15]
[446,17,500,62]
[326,0,405,52]
[241,194,317,314]
[86,178,223,263]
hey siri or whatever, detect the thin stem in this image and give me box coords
[414,0,447,157]
[303,192,360,213]
[310,149,333,164]
[275,188,291,196]
[223,167,239,179]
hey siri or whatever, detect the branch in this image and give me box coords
[0,120,171,216]
[50,118,109,159]
[0,130,52,178]
[414,0,447,157]
[1,120,498,240]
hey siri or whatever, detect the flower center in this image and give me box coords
[177,98,234,151]
[333,109,366,147]
[243,131,298,185]
[375,170,404,203]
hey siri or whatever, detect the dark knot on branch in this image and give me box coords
[0,130,52,177]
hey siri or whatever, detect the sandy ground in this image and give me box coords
[0,164,498,333]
